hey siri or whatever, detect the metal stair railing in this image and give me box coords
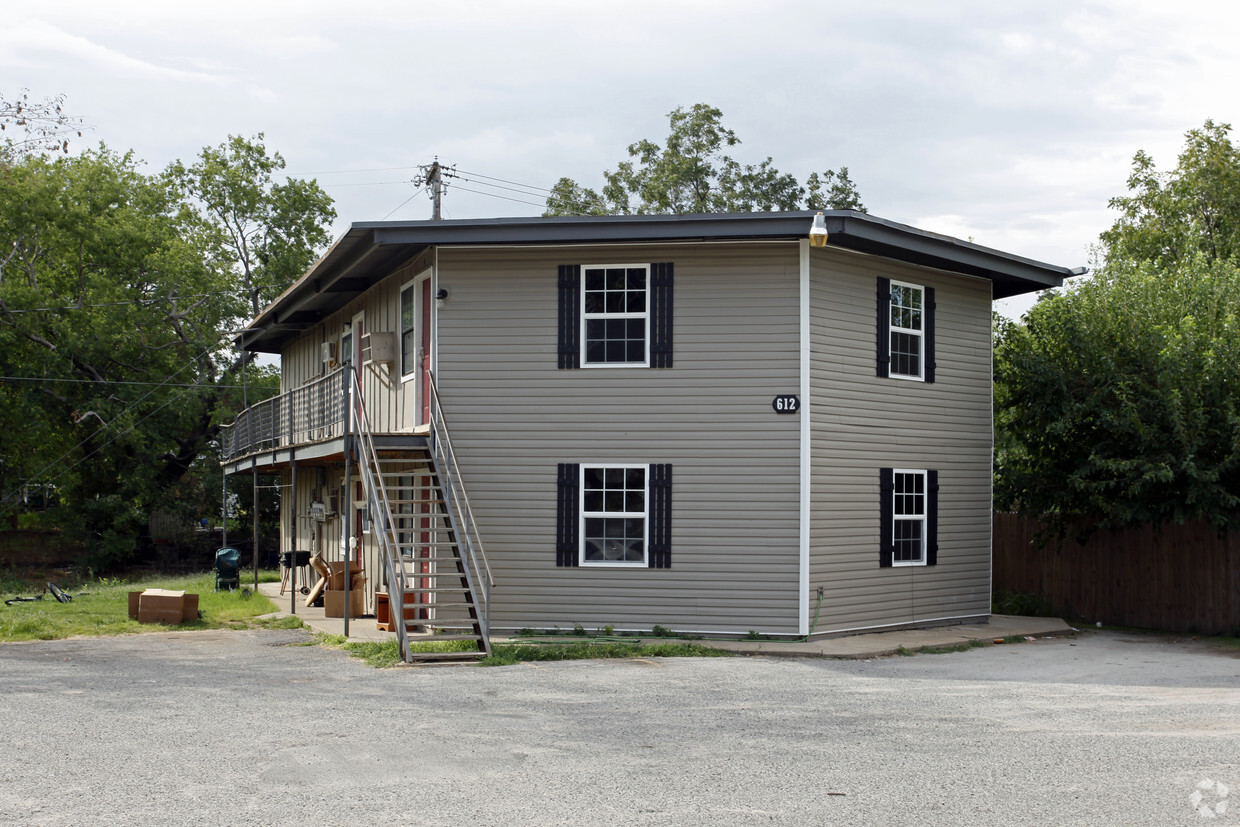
[352,365,492,660]
[426,371,494,648]
[347,366,412,662]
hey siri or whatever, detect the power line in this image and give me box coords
[1,337,247,503]
[381,183,432,221]
[3,284,292,315]
[0,376,273,391]
[453,168,559,195]
[280,165,419,177]
[448,184,549,210]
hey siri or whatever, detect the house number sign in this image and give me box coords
[772,394,800,414]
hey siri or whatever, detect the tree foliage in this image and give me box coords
[1101,120,1240,268]
[0,129,330,568]
[166,134,335,317]
[996,121,1240,533]
[545,104,864,216]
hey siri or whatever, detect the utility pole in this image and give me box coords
[426,160,443,220]
[420,159,457,220]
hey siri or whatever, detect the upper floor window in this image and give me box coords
[583,265,648,366]
[876,277,935,383]
[400,283,416,377]
[889,281,923,379]
[558,263,673,369]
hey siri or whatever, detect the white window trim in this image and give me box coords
[340,322,354,369]
[579,462,649,567]
[399,279,417,381]
[399,269,433,384]
[889,279,925,382]
[580,263,651,368]
[891,468,927,567]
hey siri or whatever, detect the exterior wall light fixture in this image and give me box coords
[809,212,829,248]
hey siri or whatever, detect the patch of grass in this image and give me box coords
[481,640,729,667]
[315,635,732,668]
[317,635,479,667]
[915,639,991,655]
[0,571,283,642]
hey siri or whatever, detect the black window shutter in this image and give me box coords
[924,286,936,384]
[926,469,939,566]
[558,265,581,369]
[650,263,674,368]
[876,277,891,378]
[649,464,672,568]
[879,467,894,567]
[556,463,580,566]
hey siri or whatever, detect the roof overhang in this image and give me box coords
[237,210,1073,353]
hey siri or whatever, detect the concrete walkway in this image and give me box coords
[256,581,1074,658]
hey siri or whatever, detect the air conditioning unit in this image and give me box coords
[361,331,397,367]
[321,341,337,366]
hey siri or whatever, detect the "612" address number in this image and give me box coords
[772,394,800,414]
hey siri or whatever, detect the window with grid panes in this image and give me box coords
[582,265,648,366]
[581,465,648,565]
[889,281,923,379]
[892,470,926,565]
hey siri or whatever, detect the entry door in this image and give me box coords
[419,276,432,425]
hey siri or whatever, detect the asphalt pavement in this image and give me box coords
[1,627,1237,825]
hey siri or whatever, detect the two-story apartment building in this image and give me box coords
[221,210,1070,659]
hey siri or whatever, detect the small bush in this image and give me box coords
[992,590,1055,617]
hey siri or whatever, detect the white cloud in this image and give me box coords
[1,19,226,84]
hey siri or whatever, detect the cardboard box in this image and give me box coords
[323,588,365,618]
[133,589,199,624]
[327,561,362,591]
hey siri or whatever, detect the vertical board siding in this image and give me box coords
[994,513,1240,634]
[279,252,434,434]
[808,249,992,633]
[436,243,803,635]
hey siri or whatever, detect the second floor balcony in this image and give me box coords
[220,367,348,464]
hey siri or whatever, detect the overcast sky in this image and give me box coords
[5,1,1237,317]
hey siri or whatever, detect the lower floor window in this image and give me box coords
[892,471,925,564]
[880,467,938,568]
[557,462,672,568]
[582,465,647,565]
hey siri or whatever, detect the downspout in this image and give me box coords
[798,239,812,637]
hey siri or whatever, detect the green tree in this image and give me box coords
[545,103,865,216]
[995,121,1240,534]
[1101,120,1240,268]
[0,135,328,568]
[166,134,335,317]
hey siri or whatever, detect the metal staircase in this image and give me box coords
[351,368,493,663]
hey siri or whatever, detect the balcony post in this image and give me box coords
[341,360,352,638]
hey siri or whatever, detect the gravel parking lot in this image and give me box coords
[1,630,1237,825]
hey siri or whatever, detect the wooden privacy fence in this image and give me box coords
[993,513,1240,635]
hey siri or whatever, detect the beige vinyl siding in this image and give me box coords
[808,247,992,633]
[436,242,803,635]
